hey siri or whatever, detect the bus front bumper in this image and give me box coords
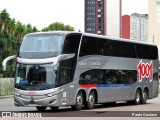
[14,95,60,107]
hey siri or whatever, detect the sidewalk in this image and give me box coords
[0,95,13,99]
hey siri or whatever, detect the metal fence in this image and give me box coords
[0,78,14,96]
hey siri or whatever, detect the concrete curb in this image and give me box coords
[0,95,13,99]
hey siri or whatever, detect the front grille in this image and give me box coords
[20,95,47,100]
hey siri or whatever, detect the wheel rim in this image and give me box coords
[136,92,140,103]
[88,93,95,107]
[142,92,147,102]
[76,94,83,107]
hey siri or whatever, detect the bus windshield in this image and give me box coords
[15,63,58,90]
[20,34,63,53]
[20,34,63,52]
[19,34,64,58]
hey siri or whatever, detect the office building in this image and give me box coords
[130,13,148,42]
[85,0,121,37]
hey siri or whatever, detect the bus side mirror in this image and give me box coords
[53,53,75,70]
[2,55,17,71]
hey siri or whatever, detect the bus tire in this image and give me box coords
[134,89,141,105]
[85,91,95,109]
[36,106,47,111]
[71,91,83,111]
[141,90,148,104]
[50,106,59,110]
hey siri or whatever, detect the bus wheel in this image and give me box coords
[85,91,95,109]
[134,89,141,105]
[36,106,47,111]
[71,91,83,111]
[50,106,59,110]
[141,90,148,104]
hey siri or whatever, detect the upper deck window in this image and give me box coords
[20,34,63,53]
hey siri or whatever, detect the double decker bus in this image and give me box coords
[2,31,159,111]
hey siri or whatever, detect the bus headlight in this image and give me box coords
[46,89,64,97]
[46,91,59,97]
[46,93,53,97]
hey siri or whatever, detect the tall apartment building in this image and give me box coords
[140,14,148,42]
[130,13,148,42]
[130,13,141,41]
[148,0,160,48]
[85,0,121,37]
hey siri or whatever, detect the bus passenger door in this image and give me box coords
[58,68,71,106]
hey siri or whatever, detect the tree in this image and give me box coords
[65,25,74,31]
[42,22,74,31]
[0,9,39,77]
[32,26,38,32]
[0,9,10,32]
[26,24,33,33]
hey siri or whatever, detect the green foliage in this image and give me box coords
[0,9,38,77]
[42,22,74,31]
[0,78,14,96]
[0,9,75,78]
[0,73,3,78]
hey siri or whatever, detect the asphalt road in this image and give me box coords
[0,94,160,118]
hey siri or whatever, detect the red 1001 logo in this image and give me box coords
[137,60,153,82]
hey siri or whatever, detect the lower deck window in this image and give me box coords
[79,69,137,84]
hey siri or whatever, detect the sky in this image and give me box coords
[0,0,148,32]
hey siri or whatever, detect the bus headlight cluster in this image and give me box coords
[46,89,64,97]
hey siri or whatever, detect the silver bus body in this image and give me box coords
[2,31,159,110]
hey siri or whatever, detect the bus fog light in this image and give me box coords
[15,93,21,97]
[49,99,56,104]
